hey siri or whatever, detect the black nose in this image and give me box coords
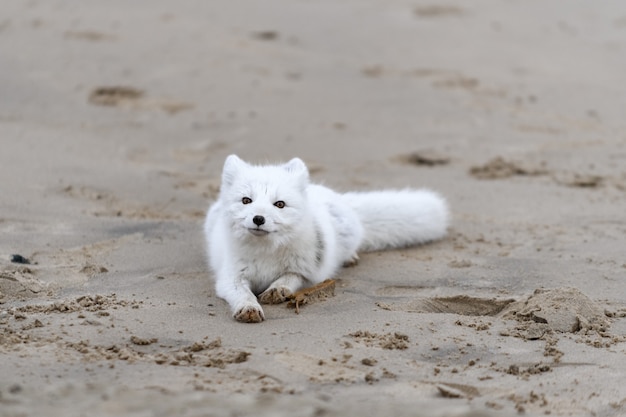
[253,215,265,226]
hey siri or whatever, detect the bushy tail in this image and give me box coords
[341,189,449,252]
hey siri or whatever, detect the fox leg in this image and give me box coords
[215,269,265,323]
[342,253,360,267]
[258,273,307,304]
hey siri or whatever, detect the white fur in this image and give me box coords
[204,155,449,322]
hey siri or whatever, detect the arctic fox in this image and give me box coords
[204,155,449,323]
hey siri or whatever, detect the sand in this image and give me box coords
[1,1,626,416]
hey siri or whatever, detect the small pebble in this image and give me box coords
[10,254,30,264]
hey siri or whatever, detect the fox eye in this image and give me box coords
[242,197,252,204]
[274,201,286,209]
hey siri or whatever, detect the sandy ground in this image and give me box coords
[1,1,626,416]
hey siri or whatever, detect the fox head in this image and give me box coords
[218,155,310,245]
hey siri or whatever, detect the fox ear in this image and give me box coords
[222,154,246,188]
[283,158,308,174]
[283,157,309,187]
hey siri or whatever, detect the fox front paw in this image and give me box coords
[234,305,265,323]
[258,287,293,305]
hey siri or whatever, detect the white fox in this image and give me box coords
[204,155,449,323]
